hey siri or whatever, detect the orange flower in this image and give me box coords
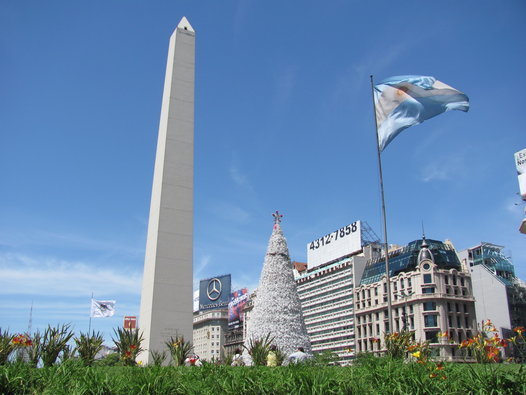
[513,326,525,335]
[407,345,418,352]
[130,345,137,350]
[435,362,444,370]
[429,373,437,378]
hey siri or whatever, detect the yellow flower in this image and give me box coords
[411,351,421,358]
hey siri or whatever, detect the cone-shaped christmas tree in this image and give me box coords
[246,212,311,355]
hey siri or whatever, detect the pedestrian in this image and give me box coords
[231,348,244,366]
[184,354,202,366]
[287,347,308,364]
[267,345,278,367]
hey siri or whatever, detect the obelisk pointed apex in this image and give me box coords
[177,16,194,32]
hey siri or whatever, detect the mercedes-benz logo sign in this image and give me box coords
[207,278,222,301]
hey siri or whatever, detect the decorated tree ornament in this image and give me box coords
[246,214,311,355]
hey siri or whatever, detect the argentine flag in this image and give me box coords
[374,75,469,151]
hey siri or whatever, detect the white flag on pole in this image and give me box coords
[90,299,116,318]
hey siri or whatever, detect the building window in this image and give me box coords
[457,316,462,328]
[424,315,438,327]
[452,276,457,286]
[410,316,414,329]
[465,317,470,328]
[445,276,449,285]
[423,274,432,284]
[455,303,460,313]
[422,287,435,294]
[447,302,452,312]
[374,288,378,296]
[400,279,404,288]
[408,278,412,288]
[460,277,465,287]
[423,301,436,311]
[425,331,439,343]
[448,316,453,327]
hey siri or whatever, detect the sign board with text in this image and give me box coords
[515,149,526,200]
[199,274,231,311]
[307,221,362,269]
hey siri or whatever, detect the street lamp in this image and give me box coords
[398,290,414,331]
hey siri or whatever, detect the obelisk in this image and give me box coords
[138,17,195,365]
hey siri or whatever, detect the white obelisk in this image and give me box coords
[138,17,195,365]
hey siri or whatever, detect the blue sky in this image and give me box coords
[1,1,525,342]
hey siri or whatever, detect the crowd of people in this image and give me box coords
[232,346,309,367]
[183,346,310,367]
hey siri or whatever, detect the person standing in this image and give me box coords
[267,345,278,367]
[287,347,308,364]
[231,349,244,366]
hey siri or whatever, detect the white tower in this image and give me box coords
[138,17,195,364]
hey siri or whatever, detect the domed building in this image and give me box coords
[354,236,477,361]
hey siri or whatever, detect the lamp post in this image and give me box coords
[398,290,414,331]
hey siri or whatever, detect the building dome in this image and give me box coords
[418,237,435,264]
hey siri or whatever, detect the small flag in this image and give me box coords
[90,299,116,318]
[374,75,469,151]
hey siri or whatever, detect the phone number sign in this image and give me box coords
[306,221,362,269]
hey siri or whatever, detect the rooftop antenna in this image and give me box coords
[421,220,426,239]
[27,300,33,335]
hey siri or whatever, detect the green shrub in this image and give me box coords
[41,324,74,367]
[112,328,144,366]
[243,333,274,366]
[74,331,104,366]
[0,329,15,365]
[165,334,192,366]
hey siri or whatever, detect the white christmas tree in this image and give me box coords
[245,211,311,355]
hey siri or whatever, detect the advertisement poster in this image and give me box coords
[228,288,249,327]
[199,274,231,311]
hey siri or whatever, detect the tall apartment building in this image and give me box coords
[354,237,477,361]
[294,254,368,365]
[192,308,228,361]
[458,242,526,337]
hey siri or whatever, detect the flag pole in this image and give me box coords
[88,292,93,334]
[370,75,394,335]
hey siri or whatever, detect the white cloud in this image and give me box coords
[420,155,467,183]
[229,163,249,188]
[0,252,142,297]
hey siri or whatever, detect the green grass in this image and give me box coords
[0,359,524,394]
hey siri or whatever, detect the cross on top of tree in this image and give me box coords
[272,211,283,224]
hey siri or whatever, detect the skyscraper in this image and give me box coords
[138,17,195,364]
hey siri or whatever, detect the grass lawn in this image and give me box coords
[1,358,524,394]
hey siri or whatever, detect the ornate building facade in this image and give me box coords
[354,238,477,361]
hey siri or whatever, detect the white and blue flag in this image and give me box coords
[374,75,469,151]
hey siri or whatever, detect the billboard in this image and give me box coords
[228,288,249,328]
[199,274,231,311]
[307,221,362,269]
[515,149,526,200]
[123,316,137,329]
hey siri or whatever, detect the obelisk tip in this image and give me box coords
[177,16,194,33]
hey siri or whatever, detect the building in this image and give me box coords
[192,275,231,361]
[292,221,381,365]
[192,308,229,361]
[354,237,477,361]
[294,254,368,365]
[458,242,526,337]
